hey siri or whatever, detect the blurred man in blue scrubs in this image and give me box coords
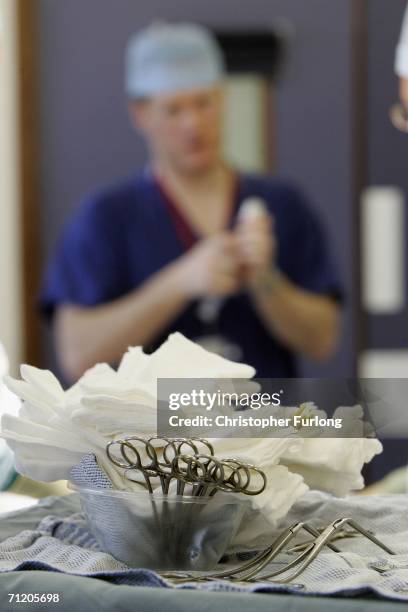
[41,23,342,382]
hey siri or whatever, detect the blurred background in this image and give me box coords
[0,0,407,488]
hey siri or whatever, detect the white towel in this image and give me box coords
[0,342,21,489]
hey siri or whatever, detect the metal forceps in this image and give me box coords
[218,459,267,497]
[106,436,216,495]
[145,436,180,494]
[106,436,158,492]
[172,454,226,496]
[161,516,395,584]
[242,517,395,584]
[105,436,267,498]
[158,437,215,464]
[162,438,216,495]
[169,453,268,498]
[160,521,337,583]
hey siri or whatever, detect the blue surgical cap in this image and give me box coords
[125,22,225,98]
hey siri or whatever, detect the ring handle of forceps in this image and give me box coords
[170,454,224,489]
[106,438,157,470]
[221,458,267,496]
[162,439,199,465]
[185,454,225,485]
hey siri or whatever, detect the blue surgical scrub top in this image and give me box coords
[40,171,343,377]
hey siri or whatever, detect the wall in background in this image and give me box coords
[0,0,23,375]
[223,75,269,173]
[364,0,408,481]
[367,0,408,348]
[36,0,356,376]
